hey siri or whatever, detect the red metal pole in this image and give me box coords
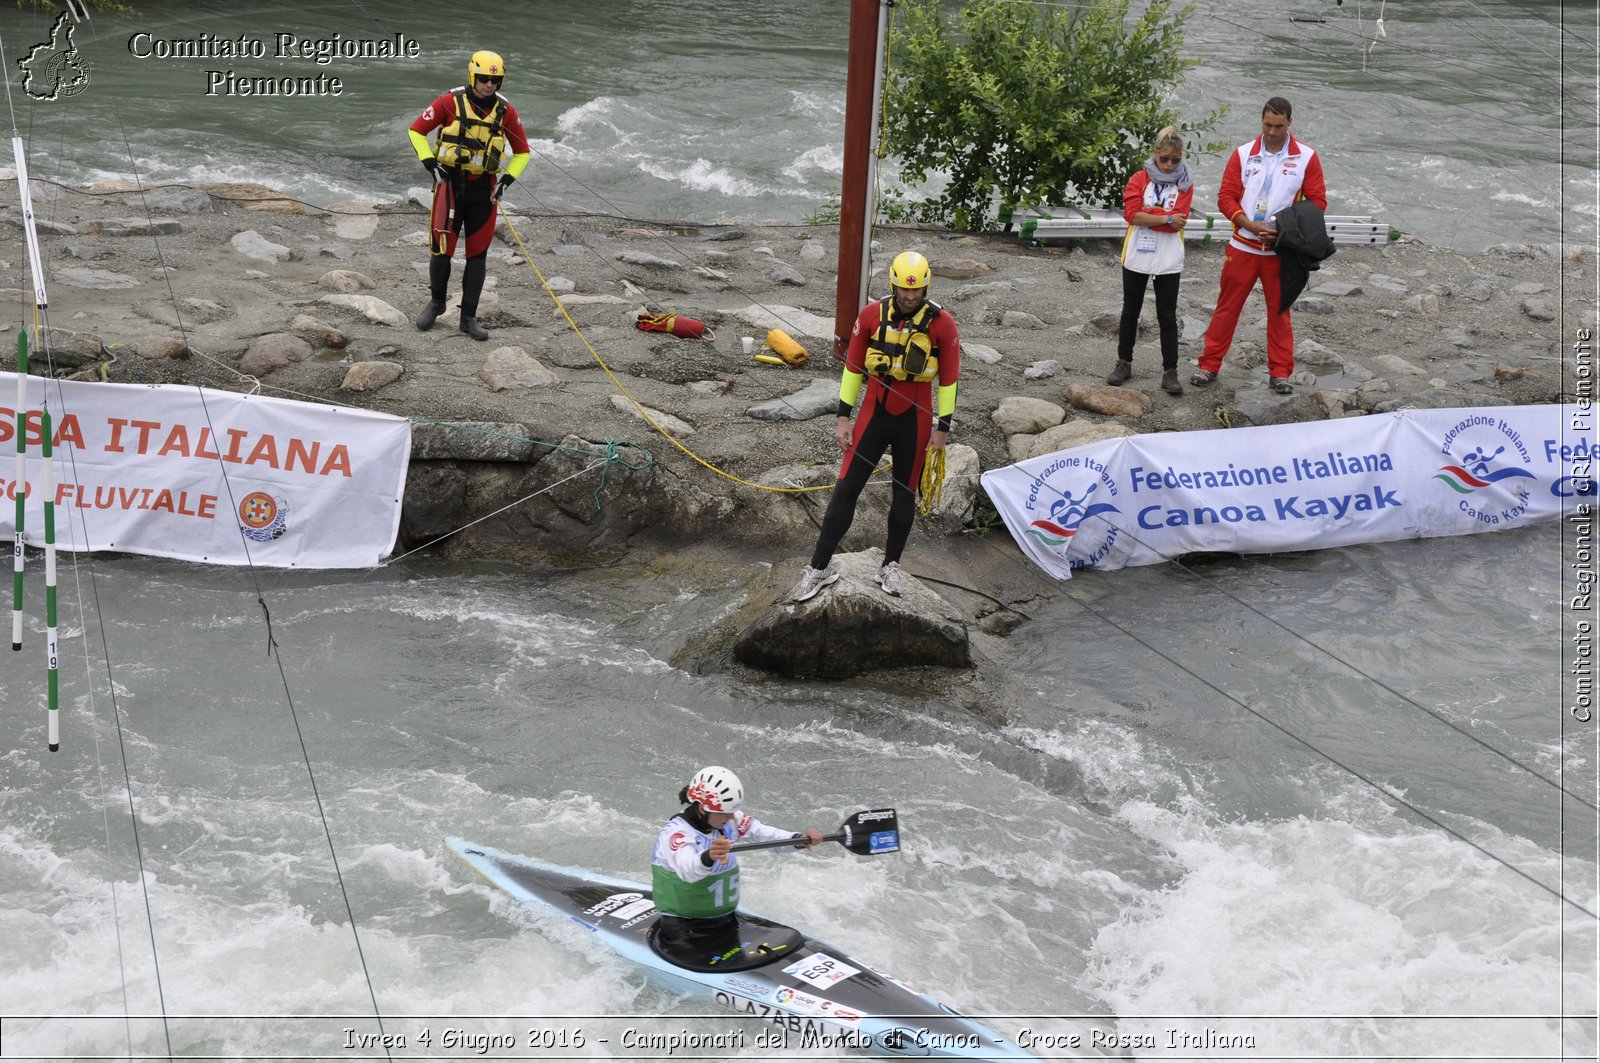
[832,0,879,361]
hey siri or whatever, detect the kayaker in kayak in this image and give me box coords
[650,766,823,965]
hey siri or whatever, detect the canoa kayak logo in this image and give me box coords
[18,14,91,102]
[238,490,290,542]
[1022,456,1122,569]
[1434,415,1537,528]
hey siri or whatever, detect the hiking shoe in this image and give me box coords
[460,315,489,341]
[877,561,905,597]
[792,564,840,603]
[1190,369,1217,387]
[1268,376,1294,395]
[1161,369,1184,396]
[1105,360,1133,386]
[415,299,444,331]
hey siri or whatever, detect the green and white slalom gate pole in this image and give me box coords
[14,135,57,748]
[41,406,57,751]
[11,330,24,653]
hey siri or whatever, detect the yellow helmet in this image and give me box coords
[468,50,505,83]
[889,251,931,290]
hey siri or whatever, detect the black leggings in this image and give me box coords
[1116,267,1181,370]
[809,403,922,569]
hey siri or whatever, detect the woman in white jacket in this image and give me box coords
[1105,127,1193,397]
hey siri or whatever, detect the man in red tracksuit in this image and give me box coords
[1192,97,1327,395]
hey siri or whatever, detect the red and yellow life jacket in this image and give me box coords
[434,89,508,175]
[864,297,941,383]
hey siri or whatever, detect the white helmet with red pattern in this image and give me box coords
[686,765,744,814]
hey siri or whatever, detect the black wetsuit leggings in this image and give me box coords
[1116,267,1181,370]
[429,174,495,316]
[809,403,921,570]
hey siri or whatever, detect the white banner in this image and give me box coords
[981,405,1594,579]
[1,373,410,568]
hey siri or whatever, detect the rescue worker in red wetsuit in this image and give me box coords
[407,50,531,341]
[792,251,960,602]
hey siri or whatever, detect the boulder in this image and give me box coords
[1402,293,1441,317]
[39,327,109,368]
[732,550,971,678]
[128,336,190,360]
[230,230,292,264]
[1521,297,1555,321]
[1063,383,1152,418]
[1294,339,1343,367]
[730,304,835,340]
[964,342,1003,365]
[1365,273,1411,294]
[991,396,1066,436]
[411,421,543,462]
[481,347,561,391]
[319,293,407,327]
[1371,353,1428,377]
[610,394,692,434]
[1023,359,1060,381]
[746,378,838,421]
[340,361,404,392]
[239,332,313,377]
[1001,310,1048,329]
[931,443,982,521]
[768,261,808,286]
[930,257,991,279]
[1088,311,1121,336]
[289,314,349,349]
[319,269,376,293]
[327,202,380,240]
[136,187,214,214]
[617,250,682,269]
[1007,418,1135,462]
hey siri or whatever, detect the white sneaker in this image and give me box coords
[877,562,905,597]
[792,564,840,602]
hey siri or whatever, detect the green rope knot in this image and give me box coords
[592,437,655,511]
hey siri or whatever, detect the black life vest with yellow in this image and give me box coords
[434,89,508,175]
[864,297,941,383]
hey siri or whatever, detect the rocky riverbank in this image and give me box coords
[3,176,1589,673]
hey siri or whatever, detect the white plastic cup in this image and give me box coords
[741,336,755,354]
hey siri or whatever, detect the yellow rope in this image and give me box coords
[918,443,945,517]
[498,215,852,494]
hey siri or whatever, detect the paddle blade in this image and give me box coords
[839,809,899,855]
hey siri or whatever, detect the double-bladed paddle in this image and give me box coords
[729,808,900,856]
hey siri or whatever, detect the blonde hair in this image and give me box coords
[1153,126,1184,157]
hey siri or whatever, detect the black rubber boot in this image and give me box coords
[415,256,451,331]
[458,256,489,339]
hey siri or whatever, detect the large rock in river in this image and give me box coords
[731,550,972,679]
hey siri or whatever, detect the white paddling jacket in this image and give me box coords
[1218,133,1328,256]
[651,812,799,919]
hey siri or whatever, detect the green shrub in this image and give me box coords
[883,0,1224,229]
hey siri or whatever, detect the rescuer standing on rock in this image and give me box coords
[407,49,531,341]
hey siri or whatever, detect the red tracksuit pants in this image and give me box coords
[1199,245,1295,379]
